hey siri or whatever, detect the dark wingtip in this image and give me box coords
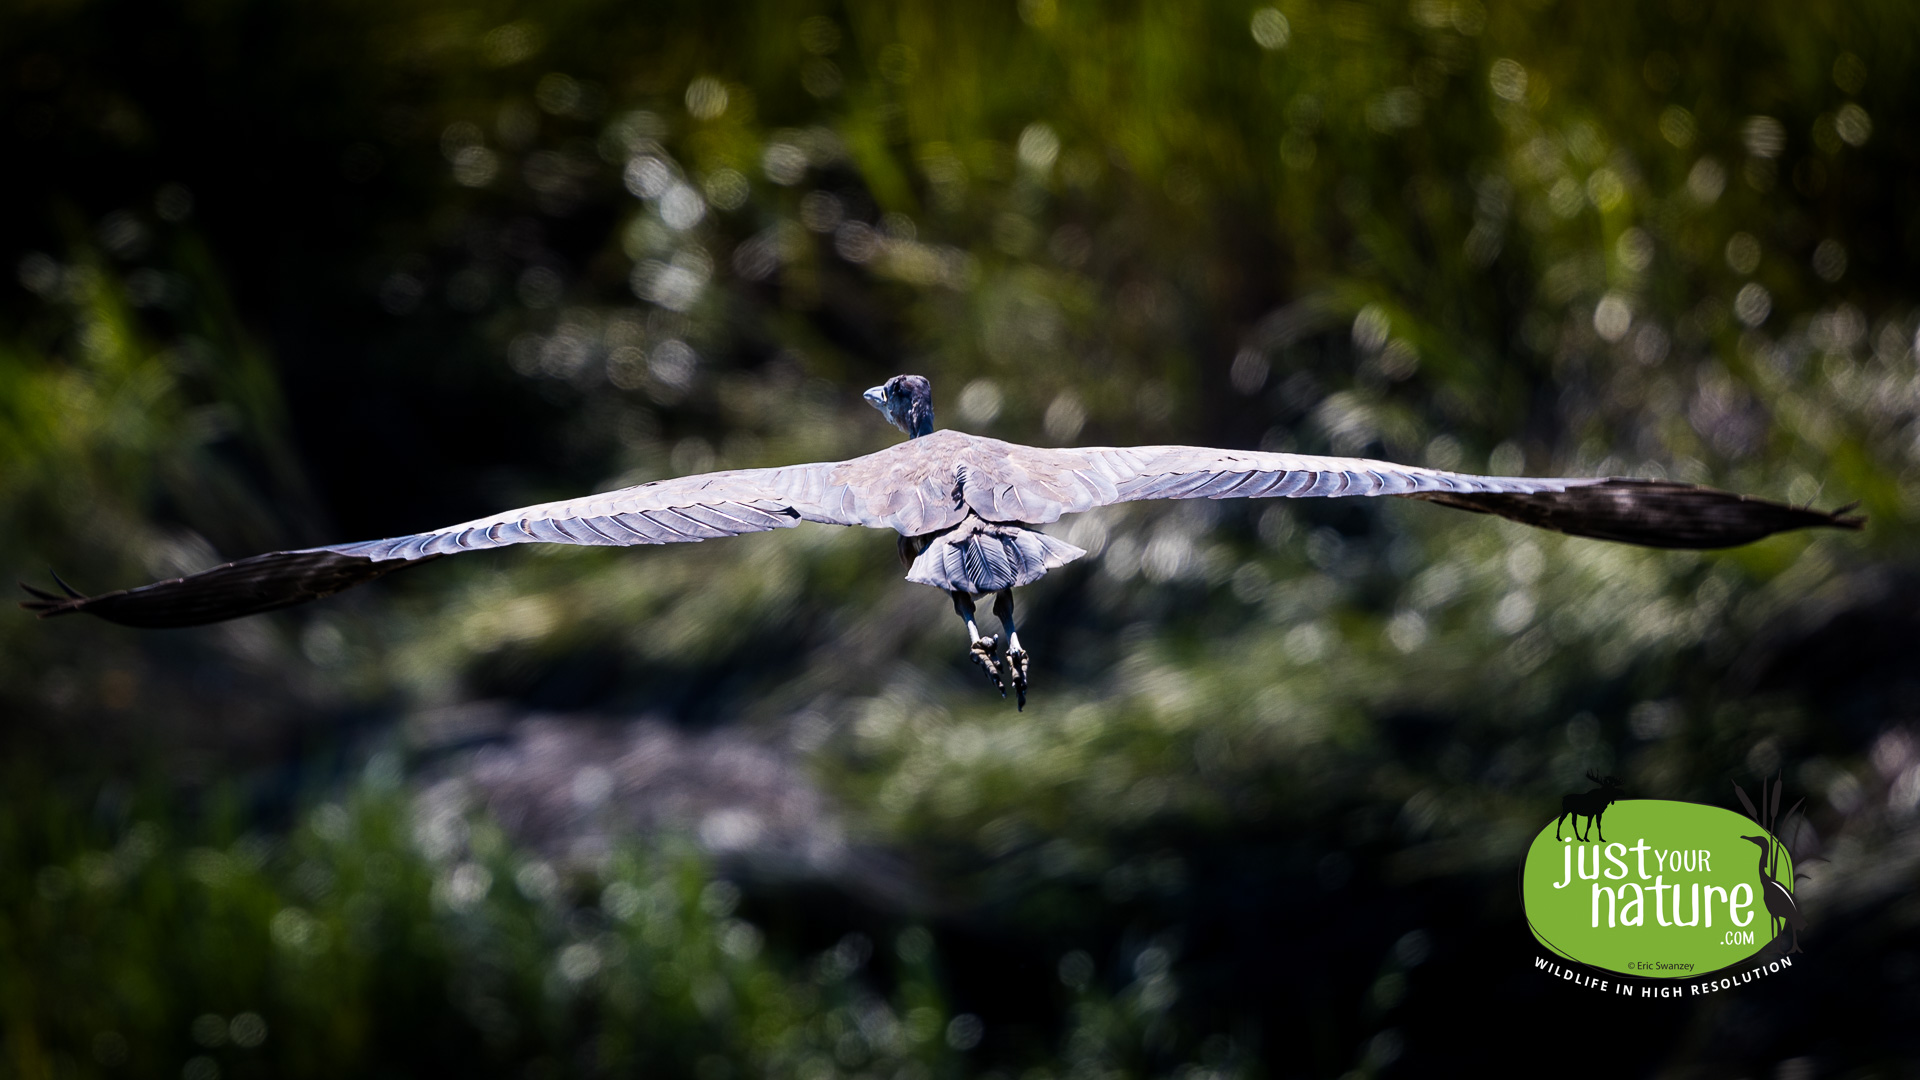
[19,549,437,628]
[1408,478,1867,549]
[19,579,78,617]
[1824,502,1866,531]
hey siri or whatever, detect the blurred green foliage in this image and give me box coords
[0,767,974,1079]
[5,0,1920,1073]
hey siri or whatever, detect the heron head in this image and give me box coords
[864,374,935,439]
[1739,834,1770,850]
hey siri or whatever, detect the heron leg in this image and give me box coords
[992,589,1028,711]
[952,591,1003,695]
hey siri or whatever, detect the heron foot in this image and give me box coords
[1006,647,1028,711]
[970,635,1004,695]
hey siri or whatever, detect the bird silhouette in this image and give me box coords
[21,374,1863,707]
[1740,834,1806,954]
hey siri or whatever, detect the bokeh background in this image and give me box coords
[5,0,1920,1075]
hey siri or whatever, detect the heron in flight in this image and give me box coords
[22,374,1861,707]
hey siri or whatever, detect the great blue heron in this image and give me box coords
[1739,834,1806,954]
[21,374,1862,707]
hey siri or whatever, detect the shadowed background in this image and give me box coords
[4,0,1919,1075]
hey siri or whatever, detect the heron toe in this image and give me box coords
[969,635,1004,694]
[1006,647,1029,711]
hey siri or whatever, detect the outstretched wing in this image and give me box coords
[958,442,1862,549]
[21,460,865,628]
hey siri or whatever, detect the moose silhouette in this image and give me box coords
[1556,771,1625,843]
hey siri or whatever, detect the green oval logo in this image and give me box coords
[1522,799,1796,978]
